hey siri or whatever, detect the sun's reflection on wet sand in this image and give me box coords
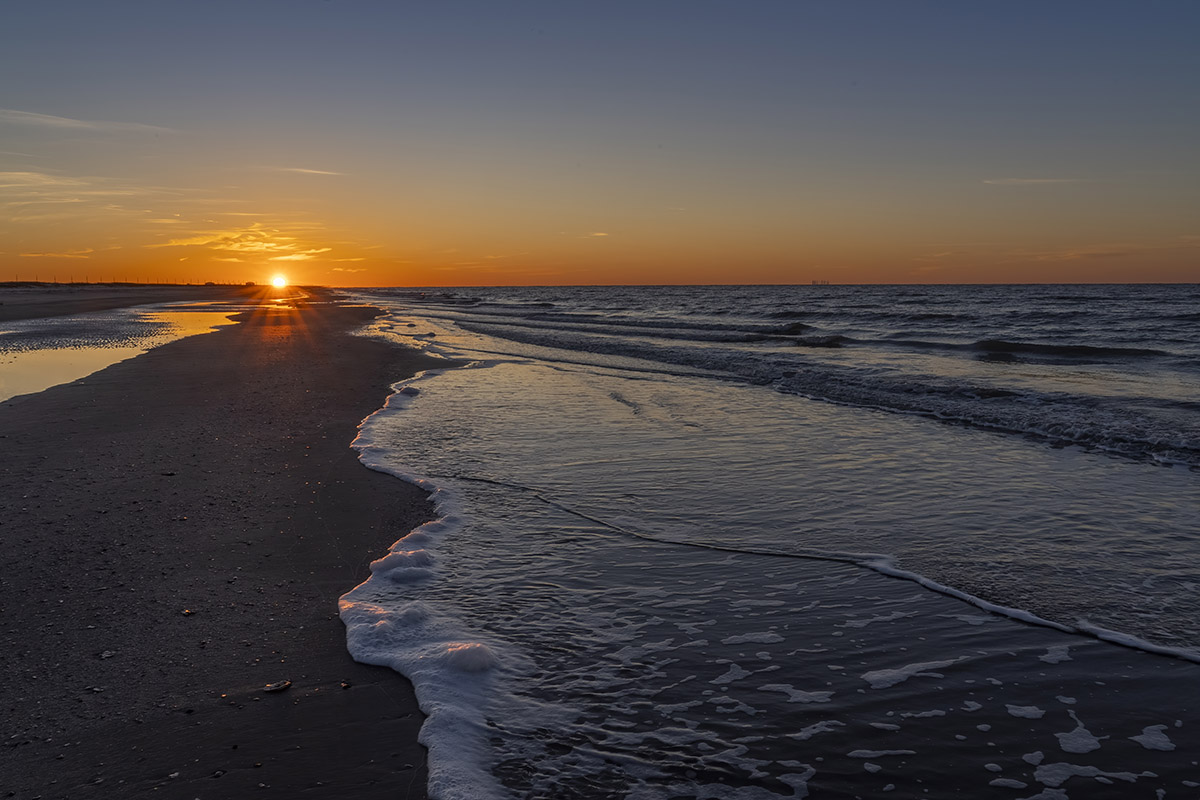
[0,308,238,403]
[0,285,319,403]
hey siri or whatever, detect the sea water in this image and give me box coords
[0,306,236,403]
[341,285,1200,798]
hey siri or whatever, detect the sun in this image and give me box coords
[271,274,288,288]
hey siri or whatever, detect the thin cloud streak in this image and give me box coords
[20,248,94,259]
[982,178,1082,186]
[267,167,345,176]
[0,108,176,135]
[270,248,332,261]
[0,171,89,189]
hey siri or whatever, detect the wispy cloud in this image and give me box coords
[149,224,298,254]
[0,171,89,189]
[0,108,176,135]
[147,223,339,265]
[334,257,366,262]
[332,267,367,273]
[20,248,94,259]
[950,236,1200,267]
[1020,245,1133,262]
[982,178,1082,186]
[586,232,609,237]
[266,167,345,176]
[3,197,86,208]
[270,248,332,261]
[0,171,208,225]
[1,171,160,225]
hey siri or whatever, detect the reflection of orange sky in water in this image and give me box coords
[0,346,149,402]
[0,285,311,404]
[0,309,237,403]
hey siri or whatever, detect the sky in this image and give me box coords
[1,1,1197,286]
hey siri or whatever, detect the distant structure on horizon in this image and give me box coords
[811,279,830,285]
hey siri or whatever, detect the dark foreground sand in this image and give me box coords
[1,289,444,798]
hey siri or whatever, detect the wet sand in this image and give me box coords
[0,289,443,798]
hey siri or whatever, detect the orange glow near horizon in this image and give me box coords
[3,143,1197,287]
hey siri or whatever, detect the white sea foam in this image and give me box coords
[722,632,785,644]
[710,663,753,685]
[757,684,834,704]
[1034,762,1141,787]
[1006,705,1047,719]
[990,778,1028,788]
[900,709,946,719]
[1054,710,1105,754]
[1038,645,1073,664]
[342,372,509,800]
[1075,621,1200,663]
[1130,725,1176,751]
[786,720,844,742]
[1017,789,1067,800]
[861,657,966,689]
[839,611,916,628]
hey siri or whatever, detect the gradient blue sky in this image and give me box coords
[2,1,1197,285]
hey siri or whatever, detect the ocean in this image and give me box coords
[341,284,1200,799]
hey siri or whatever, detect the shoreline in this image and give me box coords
[0,289,443,798]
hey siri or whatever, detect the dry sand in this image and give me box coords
[0,289,444,798]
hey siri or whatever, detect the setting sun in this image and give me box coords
[271,274,288,288]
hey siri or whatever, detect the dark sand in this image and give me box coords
[1,289,444,798]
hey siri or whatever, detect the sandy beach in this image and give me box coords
[1,288,442,798]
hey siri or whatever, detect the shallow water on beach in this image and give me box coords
[343,286,1200,799]
[0,307,235,403]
